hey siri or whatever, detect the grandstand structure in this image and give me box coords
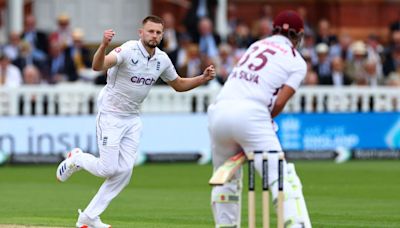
[1,1,399,44]
[152,0,400,43]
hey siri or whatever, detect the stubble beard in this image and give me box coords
[145,40,159,49]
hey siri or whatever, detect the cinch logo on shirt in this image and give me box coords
[130,76,156,85]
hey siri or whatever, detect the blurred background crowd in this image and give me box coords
[1,0,400,88]
[1,12,105,87]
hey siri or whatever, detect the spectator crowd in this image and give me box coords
[1,3,400,88]
[0,13,104,87]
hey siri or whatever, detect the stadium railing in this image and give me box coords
[0,83,399,116]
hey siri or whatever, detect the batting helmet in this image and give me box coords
[272,10,304,41]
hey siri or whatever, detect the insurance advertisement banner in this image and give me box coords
[0,115,210,158]
[0,113,399,157]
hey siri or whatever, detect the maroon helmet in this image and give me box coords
[272,10,304,41]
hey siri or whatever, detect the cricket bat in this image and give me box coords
[209,152,246,185]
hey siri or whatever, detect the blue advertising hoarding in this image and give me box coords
[275,112,400,150]
[0,114,210,158]
[0,113,399,158]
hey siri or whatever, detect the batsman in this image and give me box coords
[207,10,312,228]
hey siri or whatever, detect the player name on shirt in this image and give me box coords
[230,69,260,84]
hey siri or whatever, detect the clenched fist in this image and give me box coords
[202,65,216,82]
[102,29,116,47]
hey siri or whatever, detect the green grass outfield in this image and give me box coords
[0,161,399,227]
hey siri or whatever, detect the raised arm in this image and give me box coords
[92,29,118,71]
[167,65,216,92]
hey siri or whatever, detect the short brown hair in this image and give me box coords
[142,15,164,27]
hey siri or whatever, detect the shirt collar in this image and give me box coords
[138,39,157,60]
[271,35,293,46]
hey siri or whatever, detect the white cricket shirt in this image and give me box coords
[216,35,306,109]
[97,40,178,115]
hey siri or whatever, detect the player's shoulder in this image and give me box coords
[249,39,265,48]
[273,36,306,67]
[285,50,306,74]
[155,47,172,61]
[292,47,306,60]
[155,47,167,56]
[282,49,306,74]
[113,40,138,54]
[111,40,140,59]
[121,40,139,49]
[293,49,307,67]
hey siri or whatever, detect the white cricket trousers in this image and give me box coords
[75,112,142,220]
[208,100,283,227]
[209,100,312,227]
[208,99,282,162]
